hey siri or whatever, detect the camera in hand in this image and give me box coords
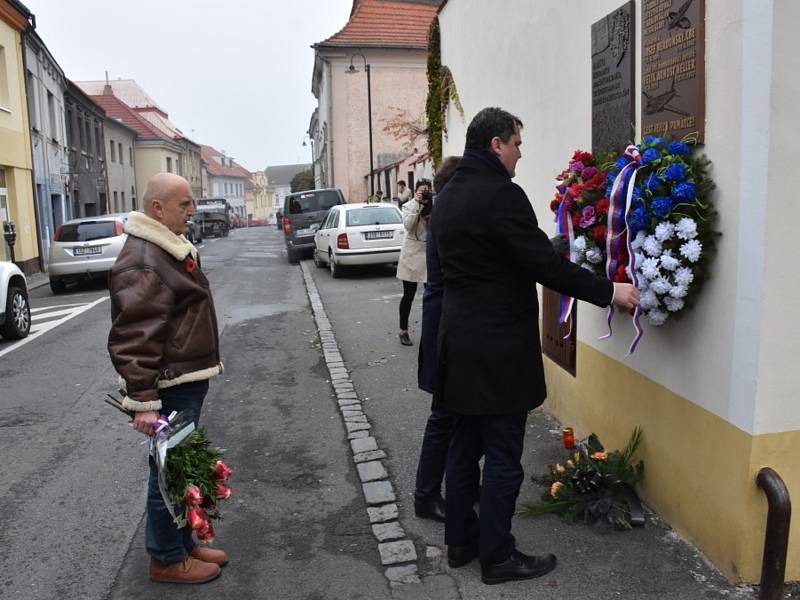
[421,191,433,202]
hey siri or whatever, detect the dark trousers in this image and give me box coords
[414,404,454,500]
[445,412,527,566]
[145,380,209,565]
[399,280,419,330]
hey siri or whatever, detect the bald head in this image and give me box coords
[142,173,195,235]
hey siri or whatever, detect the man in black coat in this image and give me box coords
[430,107,640,585]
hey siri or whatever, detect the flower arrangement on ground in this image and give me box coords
[604,137,718,327]
[522,427,645,530]
[550,150,612,277]
[165,429,234,543]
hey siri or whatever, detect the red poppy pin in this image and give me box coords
[185,258,197,273]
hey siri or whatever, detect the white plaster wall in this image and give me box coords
[105,120,137,213]
[439,0,793,435]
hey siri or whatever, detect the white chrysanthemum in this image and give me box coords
[655,221,675,242]
[679,239,702,263]
[640,289,659,310]
[660,254,680,271]
[640,257,661,280]
[674,267,694,287]
[643,235,663,257]
[669,285,688,299]
[634,252,645,267]
[573,236,587,253]
[651,277,672,295]
[585,247,602,264]
[581,262,595,272]
[647,309,669,326]
[630,230,646,251]
[637,277,650,292]
[676,217,698,240]
[664,297,685,312]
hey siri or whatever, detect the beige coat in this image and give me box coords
[396,199,427,283]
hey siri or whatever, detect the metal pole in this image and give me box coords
[366,63,374,198]
[756,467,791,600]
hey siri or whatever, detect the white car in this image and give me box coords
[313,203,404,277]
[0,261,30,339]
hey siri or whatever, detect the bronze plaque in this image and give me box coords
[641,0,705,142]
[592,2,636,155]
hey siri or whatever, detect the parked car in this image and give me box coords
[0,260,30,340]
[47,214,128,294]
[187,219,203,244]
[283,188,346,263]
[313,203,404,278]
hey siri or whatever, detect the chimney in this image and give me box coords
[103,70,113,95]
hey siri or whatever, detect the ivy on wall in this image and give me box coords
[426,17,464,167]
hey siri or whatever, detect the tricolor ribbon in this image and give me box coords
[600,145,644,354]
[555,190,576,339]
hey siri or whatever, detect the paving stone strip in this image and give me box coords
[300,263,426,590]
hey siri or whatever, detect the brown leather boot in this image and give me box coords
[191,545,229,567]
[149,557,221,584]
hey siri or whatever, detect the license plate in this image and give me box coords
[364,230,394,240]
[296,226,318,236]
[74,246,102,256]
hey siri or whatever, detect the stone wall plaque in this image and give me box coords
[592,1,635,155]
[641,0,705,142]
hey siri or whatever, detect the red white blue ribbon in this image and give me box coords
[600,145,644,355]
[555,192,576,338]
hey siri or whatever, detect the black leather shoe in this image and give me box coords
[447,542,479,568]
[481,550,557,585]
[399,332,413,346]
[414,496,445,522]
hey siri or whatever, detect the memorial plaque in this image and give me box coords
[641,0,705,142]
[592,2,635,155]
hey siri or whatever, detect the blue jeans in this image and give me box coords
[145,380,209,565]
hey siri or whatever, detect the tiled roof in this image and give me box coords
[201,145,250,178]
[88,94,170,141]
[315,0,439,49]
[265,164,311,187]
[76,79,166,113]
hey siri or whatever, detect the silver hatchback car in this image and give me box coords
[47,213,128,294]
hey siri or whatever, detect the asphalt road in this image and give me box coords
[0,226,770,599]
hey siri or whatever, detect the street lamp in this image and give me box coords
[346,53,374,198]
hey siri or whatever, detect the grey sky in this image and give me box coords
[24,0,353,172]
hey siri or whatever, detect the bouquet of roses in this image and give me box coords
[550,150,612,276]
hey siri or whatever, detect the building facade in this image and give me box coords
[64,81,107,218]
[103,116,137,214]
[0,0,37,271]
[310,0,438,202]
[438,0,798,583]
[200,145,248,218]
[246,170,272,223]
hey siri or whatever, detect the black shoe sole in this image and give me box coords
[481,560,557,585]
[448,557,473,568]
[414,509,445,523]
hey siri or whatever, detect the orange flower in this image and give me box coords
[591,451,609,461]
[555,463,566,474]
[550,481,564,498]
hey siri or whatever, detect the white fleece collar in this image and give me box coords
[124,211,198,261]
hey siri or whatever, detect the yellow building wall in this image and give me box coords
[0,21,36,267]
[543,343,797,582]
[134,146,181,204]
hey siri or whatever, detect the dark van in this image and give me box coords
[283,188,345,262]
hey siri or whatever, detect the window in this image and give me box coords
[113,191,118,211]
[166,157,172,173]
[94,122,101,157]
[109,139,116,162]
[27,71,38,129]
[121,191,125,210]
[287,190,342,214]
[47,91,56,138]
[346,207,401,227]
[0,46,10,109]
[118,142,123,164]
[66,106,74,145]
[129,147,134,166]
[58,220,117,241]
[0,167,9,223]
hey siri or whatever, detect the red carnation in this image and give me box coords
[596,198,610,215]
[184,258,197,273]
[584,172,607,191]
[569,184,585,199]
[550,197,561,213]
[187,507,207,530]
[593,225,607,244]
[572,213,582,229]
[184,485,204,506]
[572,150,593,164]
[197,520,215,544]
[216,484,233,501]
[214,460,233,481]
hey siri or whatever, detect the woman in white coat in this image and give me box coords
[396,179,432,346]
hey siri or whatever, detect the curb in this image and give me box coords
[299,262,424,588]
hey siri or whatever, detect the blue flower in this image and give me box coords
[629,207,649,233]
[651,196,673,218]
[642,148,661,164]
[605,185,614,198]
[606,173,616,187]
[668,141,690,156]
[665,163,687,182]
[645,174,663,193]
[672,182,697,202]
[632,186,644,201]
[631,197,644,211]
[615,156,632,171]
[645,136,665,146]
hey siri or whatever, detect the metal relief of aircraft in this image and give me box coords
[642,77,689,116]
[667,0,694,30]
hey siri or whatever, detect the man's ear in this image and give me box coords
[489,136,502,156]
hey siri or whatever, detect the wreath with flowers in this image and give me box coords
[604,137,718,327]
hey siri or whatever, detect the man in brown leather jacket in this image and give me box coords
[108,173,226,585]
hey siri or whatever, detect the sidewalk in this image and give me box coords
[25,270,49,291]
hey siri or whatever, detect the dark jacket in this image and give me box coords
[418,232,442,394]
[108,212,222,412]
[430,157,613,415]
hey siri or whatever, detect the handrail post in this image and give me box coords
[756,467,791,600]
